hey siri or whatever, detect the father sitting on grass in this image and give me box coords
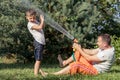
[53,34,115,75]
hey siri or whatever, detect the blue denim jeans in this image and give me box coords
[33,40,44,61]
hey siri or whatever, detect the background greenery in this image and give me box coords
[0,0,120,80]
[0,0,120,64]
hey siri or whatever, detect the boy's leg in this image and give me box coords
[34,60,40,76]
[34,40,47,76]
[34,60,48,76]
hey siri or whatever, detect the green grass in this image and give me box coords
[0,60,120,80]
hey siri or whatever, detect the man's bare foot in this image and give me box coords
[39,70,48,77]
[42,72,48,77]
[57,54,64,67]
[52,72,58,75]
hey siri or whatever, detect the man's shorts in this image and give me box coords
[69,51,98,75]
[33,40,44,61]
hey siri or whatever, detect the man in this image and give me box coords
[53,34,115,75]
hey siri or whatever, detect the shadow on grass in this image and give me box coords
[0,63,33,69]
[0,63,120,80]
[109,69,120,73]
[0,74,82,80]
[0,62,59,70]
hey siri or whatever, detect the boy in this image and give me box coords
[26,9,47,76]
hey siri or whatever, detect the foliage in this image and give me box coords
[111,36,120,59]
[0,0,33,61]
[0,0,120,62]
[93,1,120,36]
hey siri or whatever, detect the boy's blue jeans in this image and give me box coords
[33,40,44,61]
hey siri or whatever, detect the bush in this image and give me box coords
[111,36,120,64]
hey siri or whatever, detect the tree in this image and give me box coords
[92,0,120,36]
[0,0,119,63]
[0,0,33,61]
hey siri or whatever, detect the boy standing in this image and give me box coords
[26,9,47,76]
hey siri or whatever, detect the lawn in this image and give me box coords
[0,61,120,80]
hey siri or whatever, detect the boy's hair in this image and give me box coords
[99,34,111,45]
[26,9,36,16]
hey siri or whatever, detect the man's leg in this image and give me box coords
[56,50,98,75]
[39,68,48,77]
[69,50,98,75]
[53,66,70,75]
[58,50,81,67]
[58,54,73,67]
[69,61,98,75]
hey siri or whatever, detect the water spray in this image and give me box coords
[16,0,74,40]
[15,0,79,54]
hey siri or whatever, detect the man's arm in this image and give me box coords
[32,15,44,30]
[79,49,101,62]
[82,48,99,55]
[73,43,101,62]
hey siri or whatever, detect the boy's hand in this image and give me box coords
[40,15,44,22]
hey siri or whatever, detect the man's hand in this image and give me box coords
[73,43,81,51]
[73,38,78,43]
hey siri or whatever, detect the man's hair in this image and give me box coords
[99,34,111,45]
[26,9,36,16]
